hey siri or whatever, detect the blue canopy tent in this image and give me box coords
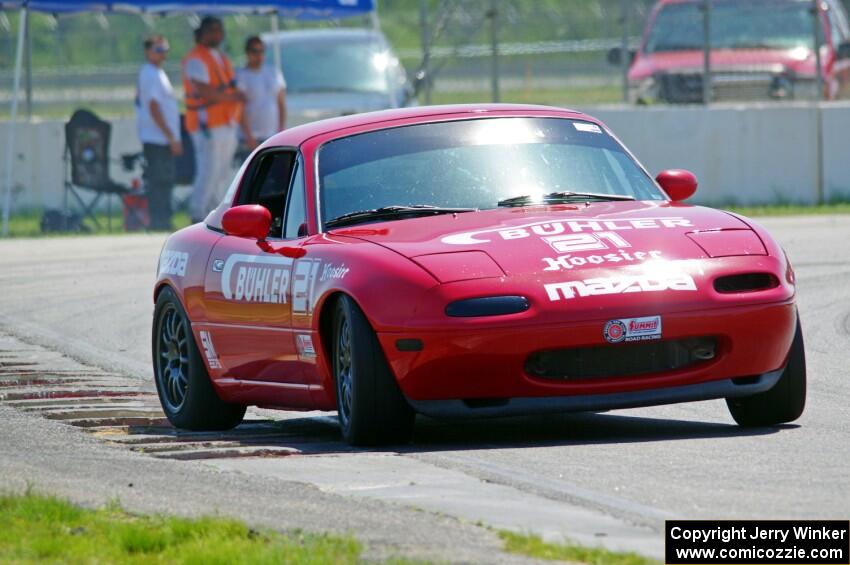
[0,1,375,19]
[1,0,376,235]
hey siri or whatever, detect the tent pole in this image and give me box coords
[418,0,431,105]
[371,0,380,30]
[2,7,27,238]
[270,12,281,75]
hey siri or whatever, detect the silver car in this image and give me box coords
[262,28,415,126]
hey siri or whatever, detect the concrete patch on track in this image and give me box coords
[213,452,664,557]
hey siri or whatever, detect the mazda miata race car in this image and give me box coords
[152,104,805,446]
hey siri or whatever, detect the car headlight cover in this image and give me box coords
[445,296,530,317]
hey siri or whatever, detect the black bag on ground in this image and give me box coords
[40,209,87,233]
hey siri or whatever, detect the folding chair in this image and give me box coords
[63,109,129,232]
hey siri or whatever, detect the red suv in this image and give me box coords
[621,0,850,103]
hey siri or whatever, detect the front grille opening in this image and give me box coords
[714,273,779,293]
[526,337,718,381]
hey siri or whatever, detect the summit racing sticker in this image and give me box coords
[545,273,697,301]
[295,333,316,359]
[198,330,222,369]
[604,315,662,343]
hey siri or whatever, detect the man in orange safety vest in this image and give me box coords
[182,16,245,223]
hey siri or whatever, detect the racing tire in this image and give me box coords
[152,286,246,431]
[332,295,415,446]
[726,318,806,427]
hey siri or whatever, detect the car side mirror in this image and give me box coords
[222,205,272,241]
[838,41,850,60]
[656,169,698,201]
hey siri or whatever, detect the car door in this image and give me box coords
[278,157,322,385]
[198,149,305,387]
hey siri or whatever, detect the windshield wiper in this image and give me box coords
[325,205,477,229]
[497,191,635,207]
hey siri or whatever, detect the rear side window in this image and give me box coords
[238,151,296,237]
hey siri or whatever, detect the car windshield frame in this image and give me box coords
[645,0,816,54]
[314,116,666,231]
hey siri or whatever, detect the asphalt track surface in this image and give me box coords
[1,214,848,562]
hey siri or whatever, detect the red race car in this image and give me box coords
[152,104,805,445]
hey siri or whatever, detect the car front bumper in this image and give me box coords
[378,301,796,406]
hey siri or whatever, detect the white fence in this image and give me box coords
[2,102,850,212]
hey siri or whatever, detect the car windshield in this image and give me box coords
[318,117,664,227]
[275,35,390,94]
[645,1,814,53]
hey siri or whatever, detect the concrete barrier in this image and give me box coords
[588,103,831,205]
[2,102,850,212]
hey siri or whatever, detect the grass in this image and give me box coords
[3,210,192,238]
[0,491,362,564]
[0,491,664,565]
[499,531,660,565]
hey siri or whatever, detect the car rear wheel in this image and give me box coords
[332,295,415,446]
[152,287,246,431]
[726,318,806,427]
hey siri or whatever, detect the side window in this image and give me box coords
[284,159,308,239]
[238,151,295,237]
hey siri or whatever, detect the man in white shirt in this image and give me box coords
[136,35,182,230]
[236,35,287,150]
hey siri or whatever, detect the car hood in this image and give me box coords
[332,201,794,321]
[629,48,818,81]
[331,200,756,272]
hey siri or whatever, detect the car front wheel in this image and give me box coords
[332,295,415,446]
[727,318,806,427]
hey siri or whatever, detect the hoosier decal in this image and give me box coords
[319,262,350,282]
[542,250,662,271]
[545,273,697,301]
